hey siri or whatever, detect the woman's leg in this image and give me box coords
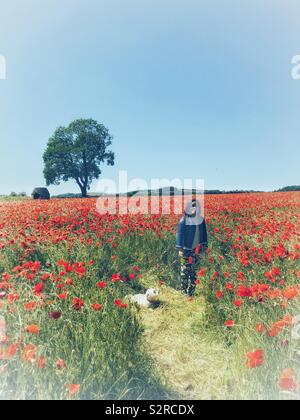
[179,254,189,294]
[186,252,197,297]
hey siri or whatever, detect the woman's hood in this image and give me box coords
[184,200,203,226]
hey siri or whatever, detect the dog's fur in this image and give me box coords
[130,288,159,308]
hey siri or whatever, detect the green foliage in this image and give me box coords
[43,119,115,197]
[276,185,300,192]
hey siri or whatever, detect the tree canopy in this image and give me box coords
[43,119,115,197]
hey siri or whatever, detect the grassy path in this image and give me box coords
[139,274,232,400]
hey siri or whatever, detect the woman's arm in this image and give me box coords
[176,219,185,251]
[200,219,208,250]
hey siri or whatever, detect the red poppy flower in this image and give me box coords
[26,324,40,334]
[0,343,18,360]
[225,320,235,328]
[216,291,223,300]
[41,273,51,281]
[246,349,264,369]
[283,286,299,300]
[22,344,37,363]
[91,303,102,311]
[56,359,67,370]
[37,357,46,369]
[49,311,62,320]
[58,292,68,300]
[34,283,44,294]
[111,273,121,283]
[197,268,206,277]
[278,369,297,391]
[256,324,266,334]
[24,302,37,311]
[67,384,81,396]
[72,298,85,311]
[97,281,107,289]
[236,286,252,298]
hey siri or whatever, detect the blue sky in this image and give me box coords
[0,0,299,195]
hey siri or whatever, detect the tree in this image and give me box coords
[43,119,115,197]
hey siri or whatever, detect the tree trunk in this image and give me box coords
[80,184,88,198]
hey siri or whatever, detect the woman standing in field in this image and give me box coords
[176,199,208,296]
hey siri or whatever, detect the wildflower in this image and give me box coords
[7,293,20,302]
[236,286,252,298]
[283,286,299,300]
[225,320,235,328]
[67,384,81,396]
[114,299,127,308]
[71,266,85,278]
[72,298,84,311]
[56,359,67,370]
[237,272,245,281]
[197,268,206,277]
[37,357,46,369]
[246,349,264,369]
[216,291,223,299]
[41,273,51,281]
[97,281,107,289]
[0,343,18,360]
[49,311,62,320]
[24,302,37,312]
[58,292,68,300]
[23,344,37,363]
[111,273,121,283]
[26,324,40,334]
[278,369,297,391]
[34,283,44,294]
[256,324,266,334]
[91,303,102,311]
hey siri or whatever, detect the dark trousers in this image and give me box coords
[179,250,198,296]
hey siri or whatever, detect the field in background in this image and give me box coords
[0,192,299,400]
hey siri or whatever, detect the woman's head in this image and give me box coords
[184,199,203,225]
[185,199,200,216]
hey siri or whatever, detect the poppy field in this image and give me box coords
[0,192,299,400]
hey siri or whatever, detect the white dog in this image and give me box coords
[130,288,159,308]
